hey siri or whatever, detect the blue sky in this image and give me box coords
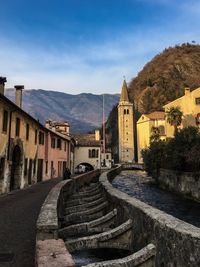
[1,0,200,94]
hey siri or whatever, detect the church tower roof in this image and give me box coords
[120,80,129,102]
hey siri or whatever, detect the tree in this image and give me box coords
[165,106,183,135]
[150,126,160,143]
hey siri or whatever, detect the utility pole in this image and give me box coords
[102,94,106,166]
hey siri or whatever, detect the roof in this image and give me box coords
[119,80,129,102]
[144,111,165,120]
[0,93,71,141]
[0,93,46,130]
[73,134,101,147]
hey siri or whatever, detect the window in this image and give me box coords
[88,149,92,158]
[26,123,29,140]
[124,109,126,115]
[2,110,8,133]
[127,109,129,114]
[106,154,109,160]
[39,131,44,145]
[158,125,165,135]
[196,97,200,105]
[89,149,98,158]
[16,117,20,137]
[35,130,38,144]
[57,138,61,149]
[24,158,28,176]
[51,137,56,148]
[92,149,96,158]
[64,142,67,151]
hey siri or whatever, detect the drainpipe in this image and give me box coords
[7,110,13,161]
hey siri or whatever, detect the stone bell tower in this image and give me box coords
[118,80,134,162]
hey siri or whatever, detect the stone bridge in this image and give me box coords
[122,162,144,170]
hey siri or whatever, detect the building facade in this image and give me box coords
[137,112,166,163]
[73,133,101,171]
[0,77,73,194]
[164,87,200,137]
[118,80,134,162]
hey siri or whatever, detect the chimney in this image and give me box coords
[0,77,7,95]
[95,130,100,141]
[15,85,24,108]
[185,87,191,96]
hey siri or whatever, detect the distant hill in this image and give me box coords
[129,43,200,113]
[5,89,119,133]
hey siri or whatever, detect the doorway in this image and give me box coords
[37,159,43,182]
[28,159,32,185]
[10,145,21,191]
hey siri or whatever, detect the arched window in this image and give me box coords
[158,125,165,135]
[124,109,126,115]
[127,109,129,114]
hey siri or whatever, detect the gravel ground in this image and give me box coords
[0,178,61,267]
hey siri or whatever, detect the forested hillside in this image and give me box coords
[106,43,200,159]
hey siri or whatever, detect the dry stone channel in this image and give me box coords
[60,178,155,267]
[36,170,156,267]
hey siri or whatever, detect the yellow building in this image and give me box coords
[137,112,165,163]
[163,87,200,137]
[118,80,134,162]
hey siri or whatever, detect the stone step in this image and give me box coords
[81,243,156,267]
[64,197,106,215]
[64,193,103,207]
[69,188,103,200]
[64,201,108,225]
[59,209,117,238]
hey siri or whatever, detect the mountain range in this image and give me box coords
[5,89,119,133]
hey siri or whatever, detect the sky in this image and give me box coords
[1,0,200,94]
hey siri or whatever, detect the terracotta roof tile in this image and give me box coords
[145,111,165,120]
[73,134,101,147]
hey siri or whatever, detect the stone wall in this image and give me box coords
[36,170,100,267]
[37,169,100,240]
[100,167,200,267]
[158,168,200,202]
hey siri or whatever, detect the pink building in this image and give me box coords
[37,124,73,181]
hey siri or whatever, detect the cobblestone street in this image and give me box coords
[0,178,61,267]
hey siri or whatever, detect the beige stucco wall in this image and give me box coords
[0,99,41,192]
[118,101,134,162]
[0,101,9,157]
[74,146,101,169]
[164,87,200,137]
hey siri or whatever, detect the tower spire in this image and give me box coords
[120,79,129,102]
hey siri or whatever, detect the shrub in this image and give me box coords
[142,126,200,175]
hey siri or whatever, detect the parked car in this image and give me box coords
[75,164,86,174]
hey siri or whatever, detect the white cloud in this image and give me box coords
[1,14,200,94]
